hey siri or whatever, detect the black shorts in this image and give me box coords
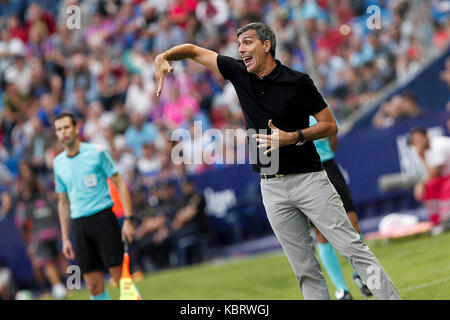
[72,207,123,274]
[30,240,59,267]
[323,159,356,213]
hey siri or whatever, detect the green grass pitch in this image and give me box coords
[68,231,450,300]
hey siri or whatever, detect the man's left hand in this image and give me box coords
[253,120,299,155]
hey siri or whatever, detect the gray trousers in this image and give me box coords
[260,171,401,300]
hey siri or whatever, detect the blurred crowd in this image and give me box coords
[0,0,448,188]
[373,55,450,129]
[372,92,423,128]
[0,0,449,299]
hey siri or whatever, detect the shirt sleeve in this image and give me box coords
[426,138,450,168]
[99,148,119,177]
[54,165,67,193]
[217,55,244,81]
[300,74,328,115]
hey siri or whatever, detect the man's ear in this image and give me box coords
[264,40,271,54]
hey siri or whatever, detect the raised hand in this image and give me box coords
[154,54,174,97]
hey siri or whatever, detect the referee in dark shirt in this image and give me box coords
[154,22,400,300]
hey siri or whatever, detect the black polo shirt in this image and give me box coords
[217,55,327,174]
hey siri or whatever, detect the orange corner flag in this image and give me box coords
[119,252,142,300]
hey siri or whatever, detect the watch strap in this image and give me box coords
[295,130,305,146]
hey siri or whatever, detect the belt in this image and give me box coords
[260,174,285,180]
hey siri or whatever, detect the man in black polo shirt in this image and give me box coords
[154,22,400,300]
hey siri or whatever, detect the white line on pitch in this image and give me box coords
[399,276,450,292]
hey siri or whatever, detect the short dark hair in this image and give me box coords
[408,126,427,144]
[237,22,277,58]
[409,126,427,136]
[53,112,77,127]
[403,92,417,104]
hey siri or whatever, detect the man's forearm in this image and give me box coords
[155,44,219,96]
[118,180,133,218]
[58,202,71,241]
[302,122,338,142]
[161,44,198,62]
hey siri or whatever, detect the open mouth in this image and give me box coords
[243,56,253,66]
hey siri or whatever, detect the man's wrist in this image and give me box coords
[289,132,299,145]
[156,52,168,62]
[295,130,306,146]
[124,216,135,221]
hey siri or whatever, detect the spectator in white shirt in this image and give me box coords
[125,73,155,116]
[410,127,450,229]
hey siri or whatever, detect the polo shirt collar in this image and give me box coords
[66,142,83,158]
[263,59,282,80]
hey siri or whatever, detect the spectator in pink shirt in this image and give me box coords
[83,11,115,50]
[162,86,200,129]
